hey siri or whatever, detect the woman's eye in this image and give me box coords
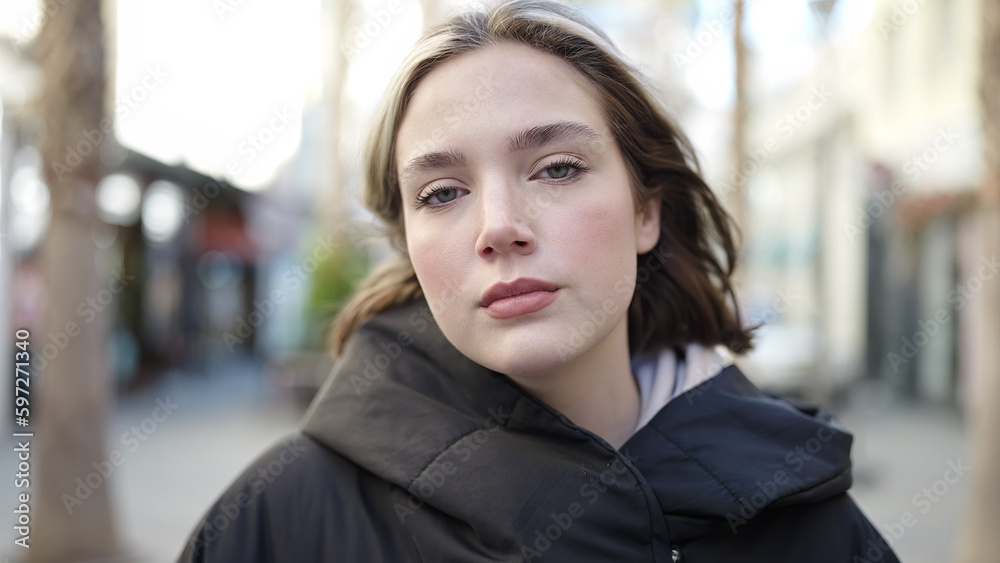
[431,187,460,203]
[535,159,589,182]
[545,165,571,179]
[416,186,465,209]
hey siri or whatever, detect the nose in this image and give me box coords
[475,184,536,259]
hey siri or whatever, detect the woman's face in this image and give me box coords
[396,42,660,377]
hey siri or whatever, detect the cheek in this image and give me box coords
[406,219,469,304]
[550,193,637,271]
[546,189,640,319]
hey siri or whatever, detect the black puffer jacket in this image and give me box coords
[178,299,899,562]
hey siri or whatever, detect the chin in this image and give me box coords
[480,354,567,378]
[438,305,622,378]
[466,334,585,378]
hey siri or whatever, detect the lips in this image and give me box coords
[480,278,560,319]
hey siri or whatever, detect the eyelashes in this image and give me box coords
[535,157,590,181]
[415,186,466,210]
[413,157,591,211]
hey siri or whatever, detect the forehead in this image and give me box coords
[395,42,608,167]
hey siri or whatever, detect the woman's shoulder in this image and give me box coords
[177,434,416,562]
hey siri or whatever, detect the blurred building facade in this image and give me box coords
[0,44,321,396]
[850,0,983,407]
[734,0,985,405]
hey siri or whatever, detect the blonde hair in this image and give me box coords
[331,0,752,356]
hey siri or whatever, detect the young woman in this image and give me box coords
[179,1,898,561]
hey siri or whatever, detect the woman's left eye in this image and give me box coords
[545,165,572,179]
[534,159,589,182]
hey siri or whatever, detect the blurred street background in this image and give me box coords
[0,0,997,561]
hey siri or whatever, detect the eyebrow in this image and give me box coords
[507,121,601,152]
[399,121,601,182]
[399,149,468,183]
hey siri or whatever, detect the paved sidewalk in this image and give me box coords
[835,383,969,563]
[109,366,305,562]
[0,361,304,563]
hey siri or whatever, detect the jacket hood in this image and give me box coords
[301,298,854,547]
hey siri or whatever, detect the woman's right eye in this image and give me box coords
[415,186,466,210]
[431,187,460,203]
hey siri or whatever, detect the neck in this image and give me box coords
[507,318,640,450]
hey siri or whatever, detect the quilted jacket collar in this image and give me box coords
[301,298,854,551]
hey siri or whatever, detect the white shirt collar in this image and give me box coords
[631,343,733,433]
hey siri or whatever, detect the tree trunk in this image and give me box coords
[730,0,747,233]
[32,1,121,560]
[953,0,1000,560]
[321,0,353,228]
